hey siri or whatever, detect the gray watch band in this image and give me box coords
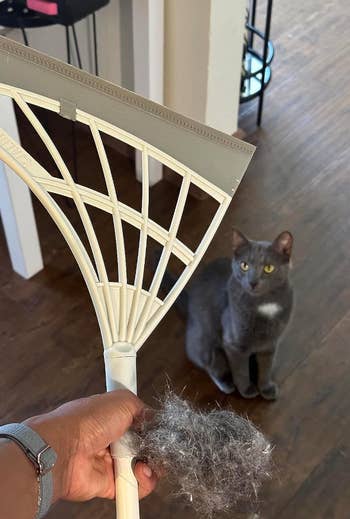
[0,423,57,518]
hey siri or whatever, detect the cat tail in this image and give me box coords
[153,249,189,318]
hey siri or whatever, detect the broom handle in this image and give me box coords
[104,344,140,519]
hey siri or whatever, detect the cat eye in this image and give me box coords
[240,262,249,272]
[264,264,275,274]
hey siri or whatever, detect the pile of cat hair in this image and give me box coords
[130,392,272,517]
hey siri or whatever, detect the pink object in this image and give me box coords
[27,0,58,16]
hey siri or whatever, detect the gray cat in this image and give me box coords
[166,229,293,400]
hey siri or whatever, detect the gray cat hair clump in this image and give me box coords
[132,392,272,517]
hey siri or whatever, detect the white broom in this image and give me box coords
[0,37,254,519]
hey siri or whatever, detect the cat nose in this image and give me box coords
[250,280,258,289]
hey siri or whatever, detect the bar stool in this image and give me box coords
[0,0,110,74]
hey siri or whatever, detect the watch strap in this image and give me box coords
[0,422,57,518]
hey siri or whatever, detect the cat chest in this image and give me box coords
[252,302,286,342]
[257,302,283,319]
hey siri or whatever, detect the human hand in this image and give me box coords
[26,390,157,503]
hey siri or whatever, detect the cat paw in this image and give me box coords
[237,384,259,399]
[209,372,235,394]
[260,382,279,401]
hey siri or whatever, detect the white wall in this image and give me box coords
[119,0,134,90]
[164,0,245,134]
[164,0,210,123]
[206,0,246,133]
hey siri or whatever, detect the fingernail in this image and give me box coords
[143,465,153,478]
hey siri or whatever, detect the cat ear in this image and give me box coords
[272,231,293,259]
[232,228,249,253]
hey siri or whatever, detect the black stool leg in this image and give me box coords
[249,0,257,49]
[64,25,80,186]
[65,26,71,64]
[71,25,80,177]
[71,24,82,69]
[257,89,265,127]
[18,25,52,139]
[64,27,79,184]
[257,0,273,126]
[20,26,29,46]
[92,12,99,76]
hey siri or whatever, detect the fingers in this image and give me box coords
[87,389,145,424]
[92,390,146,445]
[52,390,147,450]
[90,389,145,439]
[134,461,158,499]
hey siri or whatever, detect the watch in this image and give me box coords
[0,422,57,518]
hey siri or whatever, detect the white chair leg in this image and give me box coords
[0,95,43,279]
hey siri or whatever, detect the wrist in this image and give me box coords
[0,438,38,519]
[25,414,76,503]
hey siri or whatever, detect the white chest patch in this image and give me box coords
[257,302,282,319]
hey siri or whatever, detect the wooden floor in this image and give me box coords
[1,0,350,517]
